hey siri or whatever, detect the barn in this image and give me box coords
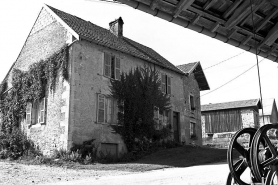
[201,99,262,148]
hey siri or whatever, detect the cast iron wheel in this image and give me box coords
[265,165,278,185]
[227,128,257,185]
[250,124,278,182]
[226,172,238,185]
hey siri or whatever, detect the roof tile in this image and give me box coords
[47,5,182,74]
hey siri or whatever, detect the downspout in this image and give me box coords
[117,0,278,62]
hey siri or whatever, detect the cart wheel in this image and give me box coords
[227,128,257,185]
[250,124,278,182]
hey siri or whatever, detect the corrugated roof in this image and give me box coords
[46,5,183,74]
[201,99,262,112]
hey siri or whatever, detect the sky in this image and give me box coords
[1,0,278,109]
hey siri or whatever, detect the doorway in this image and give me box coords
[173,111,180,143]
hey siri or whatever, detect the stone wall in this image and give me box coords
[68,40,203,154]
[10,7,70,156]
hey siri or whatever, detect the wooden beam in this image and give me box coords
[240,1,265,27]
[259,22,278,47]
[173,0,195,18]
[241,35,252,45]
[223,0,242,19]
[192,14,201,25]
[255,8,278,32]
[270,0,278,7]
[150,0,159,10]
[203,0,217,10]
[225,0,257,30]
[210,22,220,32]
[267,45,277,56]
[227,28,237,39]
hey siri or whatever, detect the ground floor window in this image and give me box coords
[190,122,197,138]
[97,94,118,124]
[26,97,46,125]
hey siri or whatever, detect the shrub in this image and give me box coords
[0,129,38,159]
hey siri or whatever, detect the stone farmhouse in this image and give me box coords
[201,99,262,148]
[3,5,209,156]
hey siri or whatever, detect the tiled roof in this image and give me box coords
[47,5,183,74]
[201,99,262,112]
[176,62,198,74]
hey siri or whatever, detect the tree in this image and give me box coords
[110,66,171,152]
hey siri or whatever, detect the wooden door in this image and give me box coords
[173,112,180,142]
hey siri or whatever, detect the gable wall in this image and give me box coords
[11,8,71,156]
[68,40,202,153]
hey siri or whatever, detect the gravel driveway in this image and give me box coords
[0,160,135,185]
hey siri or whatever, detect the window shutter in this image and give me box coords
[115,57,120,80]
[167,76,171,94]
[98,94,105,123]
[26,103,32,125]
[40,98,46,124]
[104,53,111,77]
[161,74,166,93]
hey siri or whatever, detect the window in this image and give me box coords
[154,107,170,129]
[190,122,196,138]
[26,97,46,125]
[97,94,118,124]
[161,73,171,94]
[189,94,195,111]
[104,52,120,80]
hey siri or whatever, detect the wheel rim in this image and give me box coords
[265,165,278,185]
[227,128,257,185]
[250,124,278,182]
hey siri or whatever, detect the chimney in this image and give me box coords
[109,17,124,37]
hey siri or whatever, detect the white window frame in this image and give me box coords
[103,52,120,80]
[26,97,46,126]
[97,94,118,125]
[161,73,171,94]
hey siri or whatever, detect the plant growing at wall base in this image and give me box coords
[0,45,69,133]
[110,66,171,152]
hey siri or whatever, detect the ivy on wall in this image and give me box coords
[0,45,69,133]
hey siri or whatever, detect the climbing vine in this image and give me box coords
[0,45,69,133]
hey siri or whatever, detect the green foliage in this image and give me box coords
[110,66,171,152]
[0,128,39,159]
[0,45,69,133]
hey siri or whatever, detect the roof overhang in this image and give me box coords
[189,62,210,91]
[116,0,278,62]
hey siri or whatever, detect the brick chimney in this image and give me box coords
[109,17,124,37]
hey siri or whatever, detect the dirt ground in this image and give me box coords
[0,146,228,185]
[0,160,137,185]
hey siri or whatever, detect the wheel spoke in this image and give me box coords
[234,142,246,157]
[262,157,278,167]
[235,160,248,176]
[263,136,277,157]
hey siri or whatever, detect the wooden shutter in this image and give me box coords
[26,103,32,125]
[104,53,111,77]
[167,76,171,94]
[115,57,120,80]
[98,94,105,123]
[161,74,166,93]
[39,98,46,124]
